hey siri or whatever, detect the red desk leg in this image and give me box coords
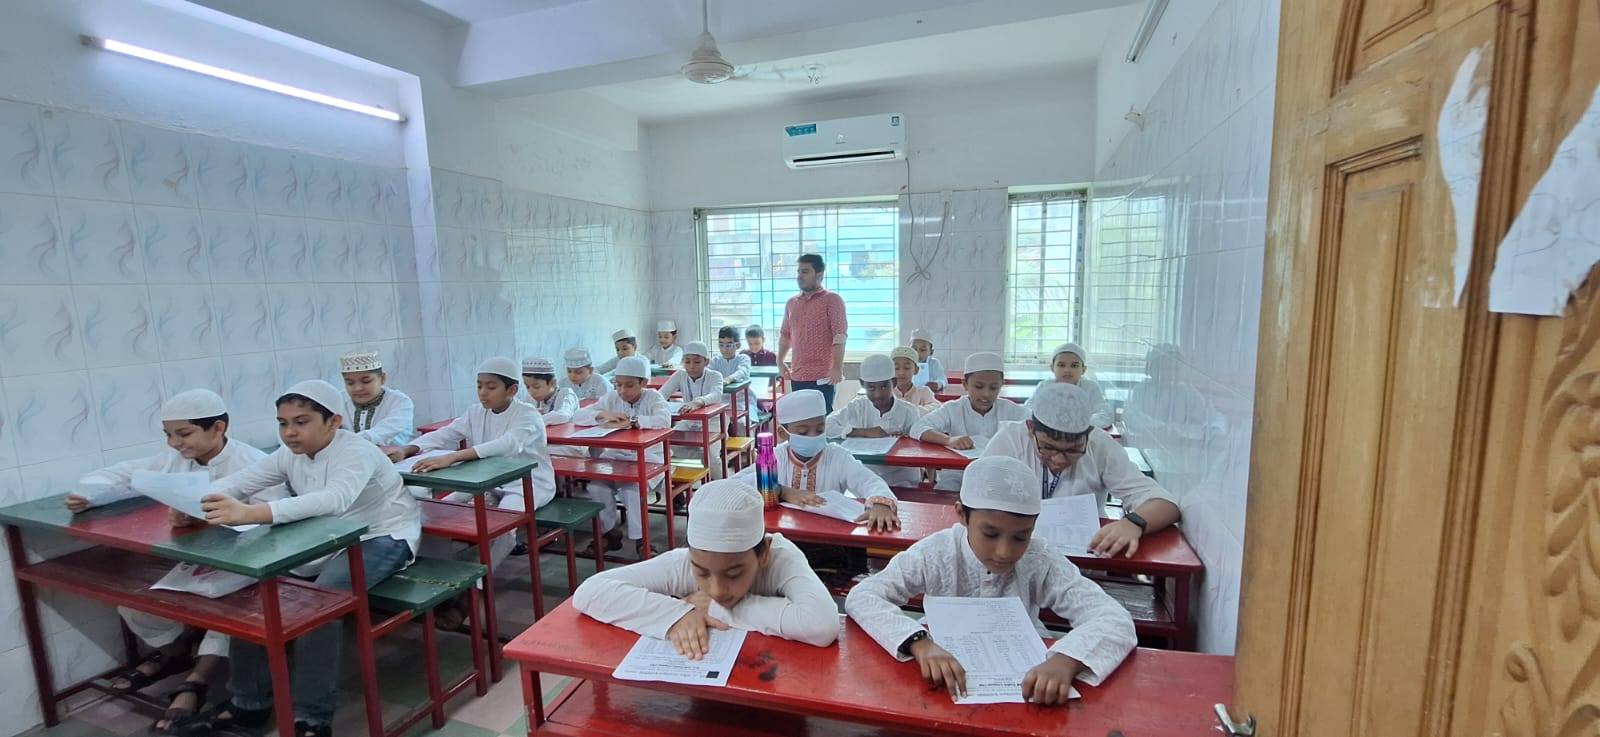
[474,495,504,680]
[1174,572,1195,651]
[467,587,487,697]
[636,444,653,560]
[522,665,545,734]
[345,544,384,737]
[258,577,297,737]
[590,515,605,572]
[523,474,545,620]
[7,525,58,727]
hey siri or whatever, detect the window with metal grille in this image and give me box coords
[697,202,899,356]
[1006,191,1087,363]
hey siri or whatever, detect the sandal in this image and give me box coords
[294,721,331,737]
[178,699,271,737]
[153,681,207,735]
[578,530,623,559]
[433,599,470,634]
[109,651,193,694]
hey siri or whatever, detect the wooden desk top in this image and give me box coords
[0,496,366,578]
[400,456,538,492]
[416,418,452,434]
[506,602,1231,737]
[850,437,972,470]
[546,423,673,450]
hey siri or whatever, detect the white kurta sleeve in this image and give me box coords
[595,355,620,375]
[693,370,723,406]
[209,453,290,502]
[571,396,607,426]
[1028,544,1137,685]
[730,462,757,485]
[471,405,539,459]
[836,448,894,501]
[542,389,578,426]
[659,371,687,400]
[824,398,862,439]
[663,346,683,368]
[722,354,751,383]
[911,401,956,441]
[357,392,416,446]
[411,414,470,453]
[1092,431,1176,510]
[844,540,931,660]
[724,541,839,646]
[569,549,696,639]
[632,392,672,429]
[980,422,1031,462]
[265,449,374,524]
[77,453,167,507]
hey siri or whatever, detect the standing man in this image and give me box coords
[779,253,848,411]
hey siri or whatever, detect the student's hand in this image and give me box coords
[909,637,966,698]
[850,427,889,438]
[601,417,632,429]
[201,494,270,526]
[411,452,460,474]
[684,399,704,411]
[386,445,418,463]
[681,590,715,611]
[857,502,901,532]
[666,604,729,660]
[925,382,942,391]
[64,494,90,513]
[169,508,201,527]
[1089,518,1142,558]
[779,486,825,507]
[946,435,975,451]
[1022,653,1083,705]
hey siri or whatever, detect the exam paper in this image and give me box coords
[839,436,897,456]
[570,426,621,438]
[955,446,986,460]
[612,627,747,687]
[133,470,259,532]
[924,596,1077,704]
[1035,495,1102,555]
[780,489,865,524]
[394,450,454,473]
[76,478,140,507]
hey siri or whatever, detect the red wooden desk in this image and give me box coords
[506,602,1231,737]
[416,418,452,435]
[946,370,1053,387]
[667,401,729,477]
[546,424,673,559]
[767,500,1204,648]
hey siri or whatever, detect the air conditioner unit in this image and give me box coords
[782,113,905,169]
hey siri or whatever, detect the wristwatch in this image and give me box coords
[1123,511,1148,533]
[898,630,929,657]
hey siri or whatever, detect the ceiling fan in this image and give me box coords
[680,0,825,86]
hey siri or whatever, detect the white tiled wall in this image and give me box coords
[1087,0,1279,654]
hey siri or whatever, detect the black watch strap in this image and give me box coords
[1124,511,1148,532]
[899,630,928,657]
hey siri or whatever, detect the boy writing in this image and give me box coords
[824,354,922,487]
[741,325,777,366]
[911,352,1029,489]
[573,355,672,557]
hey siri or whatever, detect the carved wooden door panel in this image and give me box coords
[1235,0,1600,735]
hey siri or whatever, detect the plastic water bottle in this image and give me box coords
[756,432,779,507]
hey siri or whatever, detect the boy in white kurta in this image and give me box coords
[573,355,671,557]
[595,328,642,376]
[196,380,420,735]
[572,479,838,657]
[845,456,1136,704]
[560,347,611,401]
[912,352,1029,490]
[890,347,940,413]
[732,389,900,532]
[824,354,922,488]
[647,319,684,369]
[1022,342,1113,430]
[909,328,948,392]
[985,382,1181,559]
[661,340,726,478]
[391,357,556,569]
[523,356,584,458]
[66,390,270,734]
[340,350,417,448]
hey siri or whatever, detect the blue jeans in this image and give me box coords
[228,535,412,727]
[790,380,835,413]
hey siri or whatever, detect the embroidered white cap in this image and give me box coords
[612,328,635,342]
[522,357,555,375]
[890,347,919,365]
[657,320,677,333]
[777,389,827,424]
[614,355,651,379]
[160,389,227,421]
[564,347,593,369]
[477,357,520,382]
[1051,342,1088,365]
[340,350,382,373]
[964,351,1005,375]
[960,456,1040,516]
[858,354,894,383]
[686,480,767,552]
[1029,382,1095,434]
[280,380,345,419]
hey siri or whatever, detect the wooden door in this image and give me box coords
[1235,0,1600,735]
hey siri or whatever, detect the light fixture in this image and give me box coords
[81,35,405,122]
[1124,0,1170,63]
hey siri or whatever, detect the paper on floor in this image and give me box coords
[924,596,1077,704]
[613,627,748,687]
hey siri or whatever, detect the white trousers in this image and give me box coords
[118,607,229,658]
[587,478,664,540]
[871,464,923,489]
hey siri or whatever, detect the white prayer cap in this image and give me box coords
[563,347,592,369]
[612,328,635,342]
[657,320,677,333]
[1029,382,1095,434]
[682,341,710,359]
[280,380,345,419]
[1051,342,1088,364]
[960,456,1040,516]
[522,357,554,375]
[909,329,932,344]
[477,357,520,382]
[160,389,227,421]
[339,350,382,373]
[964,352,1004,375]
[686,480,766,552]
[614,355,651,379]
[858,354,894,383]
[777,389,826,424]
[890,347,919,364]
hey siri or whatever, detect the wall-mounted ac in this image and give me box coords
[782,113,905,169]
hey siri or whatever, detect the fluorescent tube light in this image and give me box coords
[82,35,405,122]
[1124,0,1170,63]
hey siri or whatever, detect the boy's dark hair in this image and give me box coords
[616,337,637,347]
[275,394,334,421]
[186,413,230,431]
[1029,416,1093,443]
[717,325,739,342]
[798,253,825,272]
[751,536,771,557]
[487,375,517,390]
[523,373,555,383]
[957,503,1040,521]
[745,325,764,338]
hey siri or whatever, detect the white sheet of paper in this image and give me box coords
[924,596,1076,704]
[780,489,865,524]
[839,436,897,456]
[1488,78,1600,315]
[955,446,986,460]
[393,449,454,473]
[612,627,747,687]
[149,562,256,599]
[1439,45,1491,307]
[132,470,258,532]
[76,478,140,507]
[570,426,621,438]
[1034,495,1102,555]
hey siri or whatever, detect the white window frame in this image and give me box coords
[1005,190,1088,365]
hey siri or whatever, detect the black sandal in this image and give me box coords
[294,721,331,737]
[153,682,207,735]
[178,699,271,737]
[109,651,193,694]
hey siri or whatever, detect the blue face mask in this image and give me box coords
[787,432,828,458]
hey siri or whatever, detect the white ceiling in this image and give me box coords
[565,7,1126,122]
[406,0,586,23]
